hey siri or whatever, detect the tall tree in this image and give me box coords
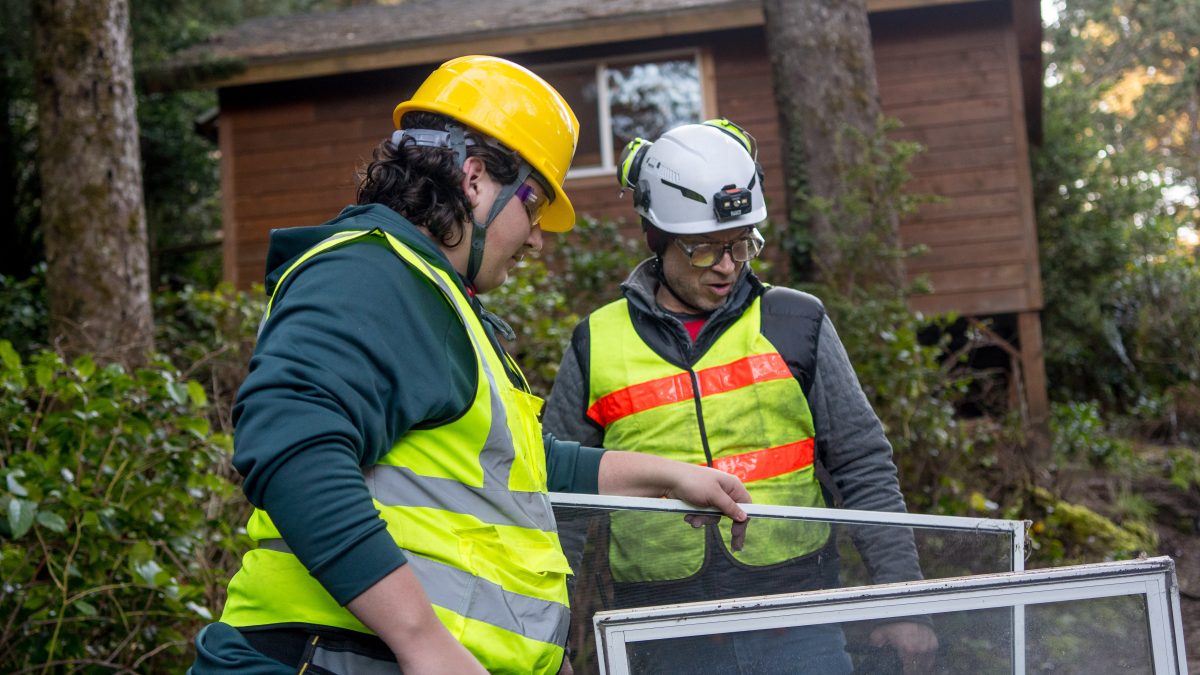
[1034,0,1199,404]
[763,0,905,290]
[32,0,154,365]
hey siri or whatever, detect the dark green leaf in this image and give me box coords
[36,511,68,533]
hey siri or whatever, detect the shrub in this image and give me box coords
[0,265,47,356]
[153,284,266,434]
[1049,400,1131,467]
[0,342,245,672]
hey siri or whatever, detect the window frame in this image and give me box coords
[536,48,714,179]
[591,556,1187,675]
[549,492,1028,568]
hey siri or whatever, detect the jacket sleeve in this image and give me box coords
[809,315,924,584]
[543,319,605,448]
[233,242,476,605]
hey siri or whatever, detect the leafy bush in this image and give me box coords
[1049,400,1131,467]
[0,265,47,356]
[154,284,266,434]
[0,342,245,672]
[1109,255,1200,435]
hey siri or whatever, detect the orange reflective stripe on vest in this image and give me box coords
[587,352,793,426]
[707,437,815,483]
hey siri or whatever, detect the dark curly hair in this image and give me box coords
[356,111,522,247]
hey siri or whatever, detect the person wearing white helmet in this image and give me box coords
[544,119,938,674]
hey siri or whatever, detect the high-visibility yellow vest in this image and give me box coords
[587,296,829,583]
[221,229,572,674]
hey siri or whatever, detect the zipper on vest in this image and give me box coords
[687,369,715,467]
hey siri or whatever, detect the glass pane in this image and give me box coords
[607,58,702,154]
[540,64,602,168]
[627,621,868,675]
[1026,595,1153,674]
[617,596,1157,675]
[553,500,1018,674]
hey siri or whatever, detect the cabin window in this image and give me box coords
[540,51,707,177]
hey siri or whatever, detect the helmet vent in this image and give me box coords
[660,178,707,204]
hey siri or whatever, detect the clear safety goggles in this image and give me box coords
[674,229,765,268]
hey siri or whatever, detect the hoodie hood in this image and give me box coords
[263,204,454,295]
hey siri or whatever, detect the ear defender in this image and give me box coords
[617,137,651,190]
[703,118,765,189]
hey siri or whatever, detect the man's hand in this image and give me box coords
[664,464,751,551]
[869,621,938,675]
[597,451,752,548]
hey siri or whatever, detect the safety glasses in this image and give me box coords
[513,182,548,227]
[674,230,765,268]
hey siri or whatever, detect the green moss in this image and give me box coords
[1032,486,1158,561]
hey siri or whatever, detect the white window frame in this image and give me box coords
[592,556,1188,675]
[536,49,713,179]
[549,493,1028,569]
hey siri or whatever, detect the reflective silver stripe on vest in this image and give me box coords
[309,640,401,675]
[258,539,570,647]
[366,464,556,532]
[388,245,554,520]
[405,552,570,647]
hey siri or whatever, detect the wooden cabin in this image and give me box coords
[172,0,1048,425]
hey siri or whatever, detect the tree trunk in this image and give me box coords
[763,0,905,290]
[32,0,154,365]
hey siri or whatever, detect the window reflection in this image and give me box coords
[539,54,704,172]
[607,59,702,153]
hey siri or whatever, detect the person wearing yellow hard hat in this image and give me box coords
[189,55,751,674]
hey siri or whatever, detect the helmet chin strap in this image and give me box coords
[465,162,533,285]
[443,120,532,286]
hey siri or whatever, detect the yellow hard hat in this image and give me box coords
[393,55,579,232]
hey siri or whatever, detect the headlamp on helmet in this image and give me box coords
[713,184,753,221]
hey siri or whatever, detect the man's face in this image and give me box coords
[656,227,751,313]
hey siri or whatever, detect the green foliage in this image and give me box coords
[0,264,47,355]
[1110,255,1200,393]
[780,116,934,289]
[0,342,245,672]
[1049,400,1131,466]
[772,111,992,516]
[1024,487,1158,564]
[0,0,366,286]
[486,258,577,395]
[1035,0,1199,407]
[154,284,267,433]
[1165,445,1200,491]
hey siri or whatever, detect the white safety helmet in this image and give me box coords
[617,119,767,236]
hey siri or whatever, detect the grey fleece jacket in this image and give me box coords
[543,258,923,585]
